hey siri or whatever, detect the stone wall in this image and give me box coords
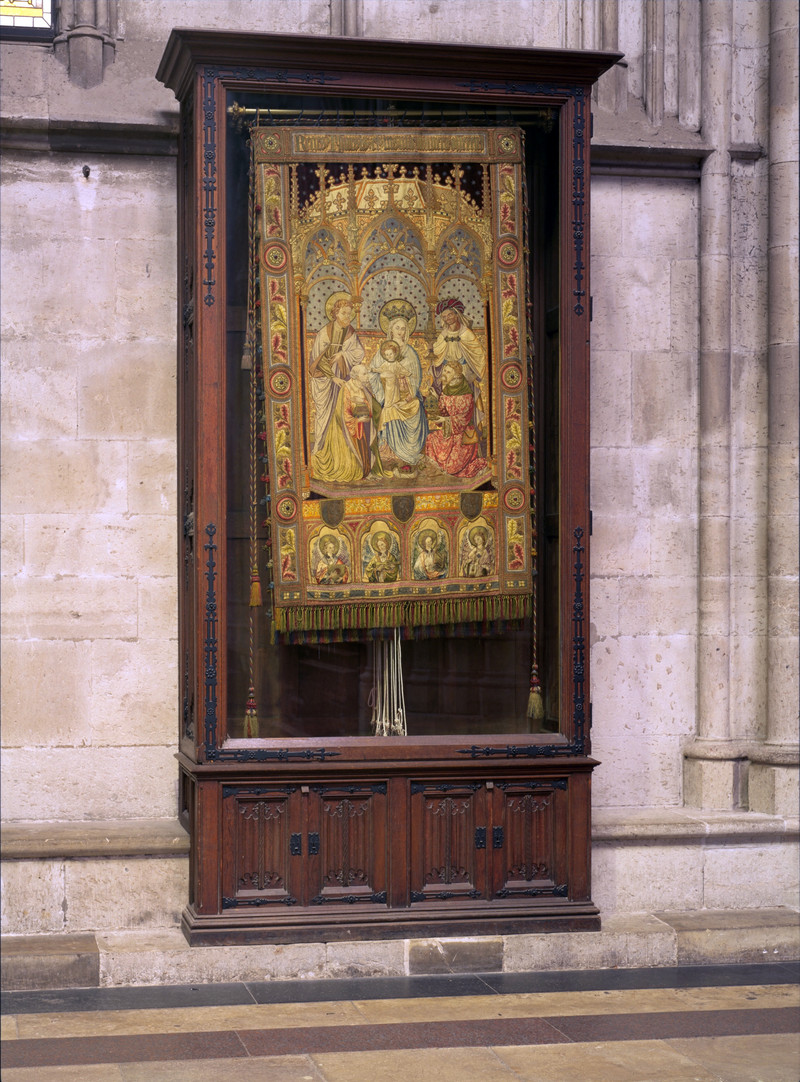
[1,0,797,942]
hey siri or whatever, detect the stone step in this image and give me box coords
[1,933,99,992]
[2,908,797,990]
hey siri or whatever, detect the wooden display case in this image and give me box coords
[157,29,619,944]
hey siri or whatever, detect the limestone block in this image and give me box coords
[588,576,620,642]
[0,236,43,339]
[137,577,179,641]
[768,513,798,577]
[769,348,800,445]
[591,805,791,841]
[62,856,186,933]
[701,579,731,636]
[98,929,327,986]
[696,634,732,735]
[407,937,503,974]
[621,179,699,260]
[0,860,64,935]
[264,942,328,980]
[728,635,769,738]
[768,577,800,637]
[0,439,127,515]
[617,5,644,99]
[128,441,177,515]
[0,577,137,640]
[727,576,769,637]
[767,452,799,537]
[78,340,175,440]
[769,169,799,265]
[0,43,47,116]
[590,634,696,736]
[1,516,24,575]
[698,518,730,580]
[731,170,769,266]
[0,746,178,821]
[590,349,632,448]
[89,639,178,746]
[590,448,635,514]
[361,0,559,47]
[590,515,650,576]
[730,448,769,523]
[503,914,677,972]
[749,764,800,817]
[730,517,769,583]
[325,939,405,978]
[1,334,83,374]
[632,353,697,446]
[731,22,770,149]
[1,366,77,439]
[1,933,100,991]
[767,638,800,745]
[591,257,671,353]
[699,416,730,488]
[0,154,176,244]
[617,579,696,636]
[35,238,119,339]
[591,842,704,914]
[590,178,623,257]
[657,908,800,965]
[683,758,743,812]
[670,260,699,353]
[23,514,174,580]
[768,245,800,345]
[591,731,685,808]
[121,0,332,40]
[113,238,176,341]
[1,819,190,860]
[634,449,697,521]
[649,517,698,578]
[1,639,92,748]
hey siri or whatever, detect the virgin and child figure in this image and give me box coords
[374,328,428,469]
[309,296,383,484]
[308,294,487,486]
[373,325,428,471]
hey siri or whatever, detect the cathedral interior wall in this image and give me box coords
[1,0,797,973]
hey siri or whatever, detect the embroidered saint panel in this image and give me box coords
[253,128,533,638]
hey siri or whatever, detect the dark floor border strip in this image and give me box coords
[2,962,797,1016]
[3,1007,798,1068]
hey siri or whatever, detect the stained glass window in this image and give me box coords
[0,0,52,33]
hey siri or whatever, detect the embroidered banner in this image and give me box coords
[254,127,532,638]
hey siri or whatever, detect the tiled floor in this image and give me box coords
[2,963,798,1081]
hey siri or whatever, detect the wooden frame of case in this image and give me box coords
[157,30,619,944]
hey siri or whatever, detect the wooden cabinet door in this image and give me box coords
[409,782,488,903]
[307,783,389,907]
[221,784,304,909]
[489,778,569,900]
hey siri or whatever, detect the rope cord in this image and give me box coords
[522,133,543,721]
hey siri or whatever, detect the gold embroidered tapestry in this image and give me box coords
[253,127,532,639]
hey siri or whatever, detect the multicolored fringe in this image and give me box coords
[273,593,530,641]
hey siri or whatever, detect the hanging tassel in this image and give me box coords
[241,340,253,370]
[370,629,407,737]
[249,565,262,607]
[527,667,544,721]
[244,686,259,737]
